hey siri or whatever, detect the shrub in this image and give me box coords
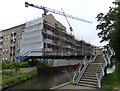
[2,61,29,70]
[36,60,50,68]
[2,71,16,76]
[27,59,38,67]
[20,61,29,68]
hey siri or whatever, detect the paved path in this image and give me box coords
[50,82,96,89]
[58,83,96,89]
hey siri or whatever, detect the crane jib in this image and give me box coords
[25,2,92,24]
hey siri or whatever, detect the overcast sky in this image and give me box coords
[0,0,115,46]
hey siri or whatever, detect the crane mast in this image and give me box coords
[25,2,92,23]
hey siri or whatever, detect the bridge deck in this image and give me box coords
[20,55,92,59]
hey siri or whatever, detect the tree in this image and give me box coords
[96,1,120,60]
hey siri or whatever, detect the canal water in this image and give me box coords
[5,65,116,90]
[7,71,74,90]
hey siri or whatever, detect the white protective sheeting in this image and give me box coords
[20,17,44,56]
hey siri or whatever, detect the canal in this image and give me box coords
[5,64,116,90]
[6,70,74,90]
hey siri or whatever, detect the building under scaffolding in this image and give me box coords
[0,14,97,61]
[20,14,94,57]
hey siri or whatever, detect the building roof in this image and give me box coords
[42,14,66,31]
[1,24,25,32]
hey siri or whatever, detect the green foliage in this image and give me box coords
[36,60,50,68]
[2,70,37,88]
[2,61,14,69]
[101,63,120,90]
[96,1,120,60]
[27,59,50,68]
[2,71,16,76]
[27,59,39,67]
[2,61,29,70]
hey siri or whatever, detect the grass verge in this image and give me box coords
[101,62,120,90]
[2,69,37,89]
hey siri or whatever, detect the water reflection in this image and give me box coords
[7,71,74,89]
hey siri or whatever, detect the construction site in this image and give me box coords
[0,2,99,62]
[1,2,117,90]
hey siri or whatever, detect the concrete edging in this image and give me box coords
[50,81,71,89]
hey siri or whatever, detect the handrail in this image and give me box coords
[91,55,97,62]
[96,63,106,88]
[21,50,31,56]
[105,47,115,65]
[95,55,106,74]
[96,73,101,88]
[73,55,88,84]
[21,50,42,56]
[78,64,82,73]
[83,55,87,65]
[95,64,102,88]
[96,47,115,88]
[73,55,86,84]
[75,64,88,84]
[112,48,115,56]
[73,63,82,84]
[95,54,108,88]
[109,47,115,56]
[100,64,105,76]
[88,56,92,63]
[106,54,111,65]
[103,55,108,66]
[74,62,82,74]
[74,54,99,85]
[77,64,88,83]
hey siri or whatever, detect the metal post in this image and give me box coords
[11,32,15,62]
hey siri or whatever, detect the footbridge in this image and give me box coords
[72,47,115,88]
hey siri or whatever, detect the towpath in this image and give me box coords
[50,81,96,89]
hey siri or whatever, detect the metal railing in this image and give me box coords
[21,50,42,56]
[73,63,83,84]
[73,63,88,84]
[106,54,111,65]
[103,55,108,66]
[76,64,88,84]
[73,54,97,84]
[96,73,101,88]
[104,47,115,65]
[95,47,115,88]
[95,55,107,88]
[73,55,91,84]
[96,63,106,88]
[88,56,93,63]
[91,55,97,63]
[83,55,87,65]
[21,51,31,56]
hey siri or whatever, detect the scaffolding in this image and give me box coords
[20,14,94,57]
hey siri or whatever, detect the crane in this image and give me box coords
[25,2,92,24]
[25,2,92,50]
[61,8,73,35]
